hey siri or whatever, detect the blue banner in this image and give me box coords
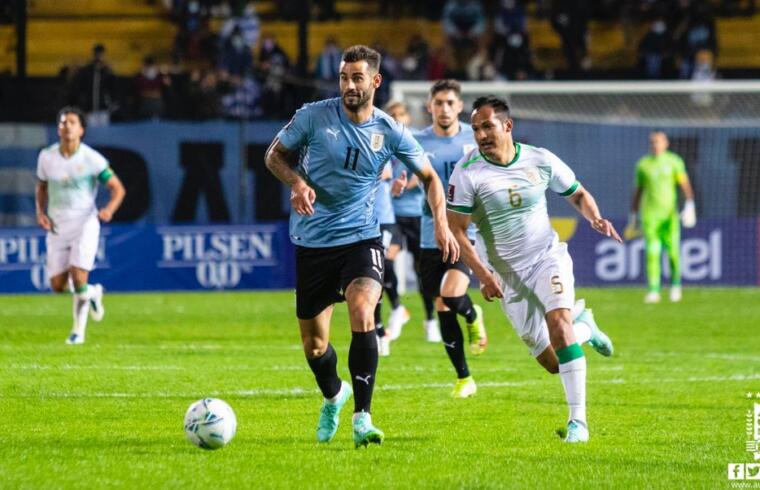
[0,223,296,293]
[560,217,758,286]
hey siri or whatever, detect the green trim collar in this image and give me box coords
[480,142,521,168]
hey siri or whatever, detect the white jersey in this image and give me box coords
[447,142,579,272]
[36,143,111,223]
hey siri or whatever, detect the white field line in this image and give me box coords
[4,372,759,399]
[1,364,624,373]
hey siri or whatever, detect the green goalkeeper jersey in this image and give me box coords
[635,150,687,220]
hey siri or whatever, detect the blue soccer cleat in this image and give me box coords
[316,381,352,443]
[353,412,384,448]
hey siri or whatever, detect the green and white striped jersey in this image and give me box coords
[447,143,580,272]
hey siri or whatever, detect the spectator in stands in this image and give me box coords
[442,0,486,78]
[426,46,449,80]
[372,42,398,107]
[638,15,677,79]
[549,0,591,75]
[675,3,717,79]
[172,0,216,64]
[187,68,222,119]
[221,74,261,119]
[133,55,172,120]
[219,3,260,50]
[258,35,292,118]
[72,44,115,126]
[398,35,430,80]
[491,29,535,80]
[314,37,342,98]
[494,0,527,37]
[219,26,254,78]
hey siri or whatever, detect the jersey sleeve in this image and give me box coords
[90,149,112,183]
[392,126,425,175]
[36,151,47,181]
[547,150,579,196]
[276,104,312,151]
[446,165,475,214]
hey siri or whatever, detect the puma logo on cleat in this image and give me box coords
[443,341,456,349]
[354,374,372,385]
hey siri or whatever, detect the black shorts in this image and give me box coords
[391,216,421,259]
[419,247,471,298]
[380,224,398,251]
[295,238,384,319]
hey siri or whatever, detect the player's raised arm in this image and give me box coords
[566,185,622,243]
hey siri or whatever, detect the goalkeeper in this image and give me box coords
[626,131,696,303]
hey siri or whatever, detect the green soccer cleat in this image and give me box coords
[564,420,589,443]
[466,304,487,355]
[353,412,384,448]
[577,308,614,357]
[450,376,477,398]
[316,381,352,443]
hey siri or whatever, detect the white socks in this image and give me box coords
[559,355,587,425]
[72,285,92,336]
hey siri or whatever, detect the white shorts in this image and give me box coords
[496,241,576,357]
[46,214,100,277]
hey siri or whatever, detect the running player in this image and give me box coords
[35,106,126,345]
[447,96,616,442]
[264,45,459,447]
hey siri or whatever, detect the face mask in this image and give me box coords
[232,36,244,50]
[188,1,199,13]
[143,67,158,79]
[652,21,666,34]
[508,33,524,48]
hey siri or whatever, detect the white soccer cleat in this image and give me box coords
[564,420,589,443]
[65,332,85,345]
[387,306,410,341]
[644,291,661,304]
[89,283,105,322]
[378,335,390,357]
[424,318,441,342]
[669,286,682,303]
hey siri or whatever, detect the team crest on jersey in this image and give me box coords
[524,168,541,184]
[462,144,476,155]
[370,133,384,152]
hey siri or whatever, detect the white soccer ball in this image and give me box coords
[184,398,237,450]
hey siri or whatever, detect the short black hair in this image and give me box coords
[342,45,382,72]
[57,106,87,130]
[472,95,511,119]
[430,79,461,98]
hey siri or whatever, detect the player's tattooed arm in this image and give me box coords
[265,138,315,216]
[567,185,622,243]
[447,211,503,301]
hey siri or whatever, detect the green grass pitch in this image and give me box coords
[1,288,758,489]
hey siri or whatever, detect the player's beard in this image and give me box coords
[342,89,373,112]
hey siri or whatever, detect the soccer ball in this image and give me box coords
[184,398,237,450]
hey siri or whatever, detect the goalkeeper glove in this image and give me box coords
[623,212,640,240]
[681,199,696,228]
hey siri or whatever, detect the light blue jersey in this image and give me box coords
[415,124,477,249]
[277,98,425,247]
[391,157,424,217]
[375,162,395,225]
